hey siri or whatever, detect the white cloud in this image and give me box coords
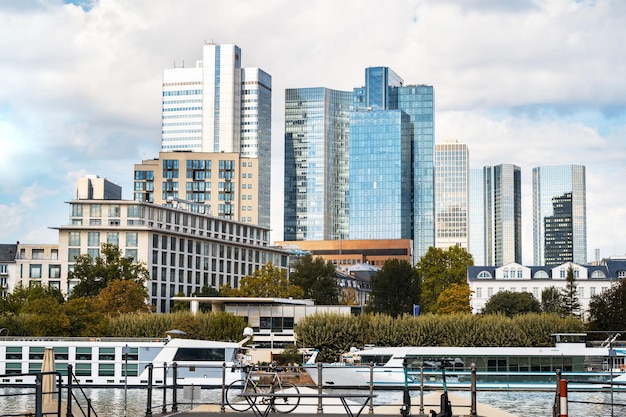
[0,0,624,262]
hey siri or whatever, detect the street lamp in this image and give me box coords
[0,328,8,336]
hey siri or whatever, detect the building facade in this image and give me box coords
[483,164,522,266]
[468,259,626,316]
[14,244,62,290]
[53,197,289,313]
[434,140,469,250]
[532,165,586,266]
[0,244,17,297]
[283,67,434,261]
[283,88,352,241]
[468,168,485,265]
[160,43,271,228]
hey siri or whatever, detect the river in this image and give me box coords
[1,387,625,416]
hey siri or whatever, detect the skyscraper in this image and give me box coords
[154,43,271,227]
[468,168,485,265]
[532,165,586,266]
[483,164,522,266]
[283,67,435,261]
[434,140,469,250]
[283,88,352,241]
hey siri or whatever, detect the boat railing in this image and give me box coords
[553,370,626,417]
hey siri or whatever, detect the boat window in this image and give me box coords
[123,364,139,377]
[358,355,391,366]
[173,348,226,362]
[29,347,45,360]
[122,347,139,361]
[54,347,69,361]
[99,363,115,377]
[76,347,92,361]
[99,348,116,361]
[5,363,21,374]
[6,347,22,360]
[75,363,92,376]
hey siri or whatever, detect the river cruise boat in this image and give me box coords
[305,333,626,389]
[0,336,244,388]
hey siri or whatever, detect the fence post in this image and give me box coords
[419,364,425,415]
[67,364,74,417]
[221,362,227,412]
[172,362,178,412]
[470,363,477,416]
[559,379,568,417]
[35,373,43,417]
[145,364,153,417]
[369,362,375,414]
[162,362,168,414]
[317,362,323,414]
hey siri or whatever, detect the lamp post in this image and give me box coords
[0,328,8,336]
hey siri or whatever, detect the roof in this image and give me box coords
[0,244,17,262]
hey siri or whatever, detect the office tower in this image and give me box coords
[532,165,586,266]
[483,164,522,266]
[434,140,469,250]
[155,43,271,227]
[76,175,121,200]
[283,67,434,261]
[468,168,485,265]
[284,88,352,241]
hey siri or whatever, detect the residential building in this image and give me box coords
[284,67,434,262]
[434,140,469,250]
[14,244,61,290]
[468,258,626,316]
[76,175,122,200]
[160,43,271,228]
[0,244,17,297]
[134,151,266,227]
[483,164,522,266]
[532,165,586,266]
[283,88,352,241]
[53,184,289,312]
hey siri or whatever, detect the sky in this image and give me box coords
[1,0,625,265]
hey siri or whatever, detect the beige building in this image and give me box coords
[14,244,62,290]
[134,151,268,228]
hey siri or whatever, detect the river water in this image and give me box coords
[1,387,625,416]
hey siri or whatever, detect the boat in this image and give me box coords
[304,333,626,390]
[0,334,249,388]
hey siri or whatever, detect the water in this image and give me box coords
[1,387,625,417]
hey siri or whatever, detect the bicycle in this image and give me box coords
[226,363,300,413]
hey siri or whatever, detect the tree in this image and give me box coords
[562,265,580,316]
[416,246,474,313]
[541,286,565,315]
[290,255,341,305]
[221,263,304,298]
[366,258,420,317]
[63,297,109,336]
[193,286,221,312]
[2,284,65,314]
[482,291,541,317]
[92,279,149,316]
[69,243,149,299]
[436,283,473,315]
[588,279,626,331]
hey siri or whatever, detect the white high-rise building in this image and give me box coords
[157,43,271,228]
[434,140,469,250]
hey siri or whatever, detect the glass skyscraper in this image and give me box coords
[532,165,586,266]
[283,67,435,261]
[483,164,522,266]
[468,168,485,265]
[283,88,352,241]
[434,140,469,250]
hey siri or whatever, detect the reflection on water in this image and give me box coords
[1,387,625,417]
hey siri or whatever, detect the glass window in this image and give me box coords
[107,233,119,245]
[49,265,61,278]
[126,249,138,260]
[88,232,100,246]
[29,264,42,279]
[68,248,81,262]
[71,204,83,217]
[69,232,81,246]
[109,205,121,217]
[99,348,115,361]
[98,363,115,377]
[90,204,101,217]
[126,232,138,247]
[32,249,44,260]
[88,248,100,258]
[75,363,92,376]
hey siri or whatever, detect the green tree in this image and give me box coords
[366,259,420,317]
[193,285,221,312]
[436,283,472,315]
[290,255,341,305]
[69,243,149,299]
[416,246,474,313]
[562,265,580,316]
[222,263,304,298]
[171,291,190,312]
[63,297,109,336]
[541,286,565,315]
[92,279,149,316]
[482,291,541,317]
[588,279,626,331]
[2,284,65,314]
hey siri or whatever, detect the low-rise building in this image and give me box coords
[468,259,626,316]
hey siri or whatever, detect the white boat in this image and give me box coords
[304,333,626,389]
[0,336,245,387]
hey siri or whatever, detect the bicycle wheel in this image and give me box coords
[225,380,257,412]
[272,382,300,413]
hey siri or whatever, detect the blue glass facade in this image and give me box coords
[284,88,352,241]
[349,109,412,240]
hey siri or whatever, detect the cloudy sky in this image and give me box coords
[1,0,625,264]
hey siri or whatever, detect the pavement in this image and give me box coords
[154,388,518,417]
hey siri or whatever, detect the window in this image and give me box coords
[49,265,61,278]
[107,233,119,245]
[90,204,102,217]
[98,363,115,377]
[109,205,121,217]
[477,271,492,279]
[69,232,81,246]
[32,249,44,260]
[99,348,115,361]
[126,232,138,247]
[88,248,100,258]
[126,249,138,260]
[68,248,81,262]
[88,232,100,247]
[71,204,83,217]
[29,264,42,279]
[476,287,482,298]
